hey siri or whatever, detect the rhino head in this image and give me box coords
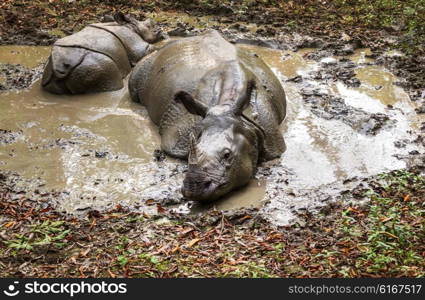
[113,12,164,43]
[174,82,265,202]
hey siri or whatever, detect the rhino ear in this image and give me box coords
[233,80,255,116]
[113,11,133,25]
[174,91,208,118]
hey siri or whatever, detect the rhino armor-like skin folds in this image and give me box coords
[42,16,161,94]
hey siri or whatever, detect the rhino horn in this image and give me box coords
[188,132,198,165]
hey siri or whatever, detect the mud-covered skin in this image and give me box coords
[129,30,286,202]
[41,13,163,94]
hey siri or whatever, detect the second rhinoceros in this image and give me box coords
[42,12,163,94]
[129,30,286,202]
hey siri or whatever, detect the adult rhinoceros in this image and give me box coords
[129,30,286,202]
[42,12,163,94]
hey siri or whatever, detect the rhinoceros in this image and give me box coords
[41,12,163,94]
[129,30,286,202]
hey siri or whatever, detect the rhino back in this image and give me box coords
[130,30,237,125]
[89,23,151,66]
[55,26,131,77]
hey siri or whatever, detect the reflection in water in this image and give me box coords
[264,47,413,179]
[0,45,422,222]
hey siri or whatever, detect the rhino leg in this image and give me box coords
[42,46,88,94]
[41,57,71,94]
[160,127,189,159]
[66,51,123,94]
[159,104,200,159]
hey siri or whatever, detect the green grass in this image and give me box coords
[337,171,425,276]
[6,220,71,253]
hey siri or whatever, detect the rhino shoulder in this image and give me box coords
[129,49,159,105]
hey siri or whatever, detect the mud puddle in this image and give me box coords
[0,46,51,68]
[237,46,423,224]
[0,45,423,224]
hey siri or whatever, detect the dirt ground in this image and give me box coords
[0,0,424,277]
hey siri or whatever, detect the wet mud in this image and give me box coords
[235,46,424,224]
[0,45,50,91]
[1,40,424,225]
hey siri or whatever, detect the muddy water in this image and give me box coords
[0,79,171,212]
[238,45,317,79]
[0,45,423,224]
[190,179,267,212]
[236,46,423,224]
[0,46,177,212]
[0,45,51,68]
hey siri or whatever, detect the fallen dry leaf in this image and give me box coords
[187,238,200,248]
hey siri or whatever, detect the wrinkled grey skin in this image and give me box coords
[42,13,164,94]
[129,30,286,202]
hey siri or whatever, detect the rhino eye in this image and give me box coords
[222,149,232,160]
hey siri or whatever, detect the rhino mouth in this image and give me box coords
[181,177,229,202]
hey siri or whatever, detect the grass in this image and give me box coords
[339,175,424,276]
[6,220,71,253]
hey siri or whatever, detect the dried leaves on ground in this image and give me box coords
[0,170,423,277]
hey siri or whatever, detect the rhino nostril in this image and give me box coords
[63,63,70,68]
